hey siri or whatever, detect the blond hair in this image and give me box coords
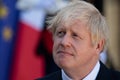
[47,1,109,51]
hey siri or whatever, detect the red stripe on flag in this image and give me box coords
[11,22,45,80]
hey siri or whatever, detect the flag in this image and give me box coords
[0,0,18,80]
[10,0,59,79]
[10,0,47,80]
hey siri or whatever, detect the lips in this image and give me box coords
[57,51,73,56]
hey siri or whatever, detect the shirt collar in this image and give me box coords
[62,61,100,80]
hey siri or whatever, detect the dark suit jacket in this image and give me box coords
[36,62,120,80]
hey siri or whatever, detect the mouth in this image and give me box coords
[57,51,73,56]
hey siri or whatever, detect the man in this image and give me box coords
[37,1,120,80]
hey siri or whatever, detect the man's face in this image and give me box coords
[53,20,99,70]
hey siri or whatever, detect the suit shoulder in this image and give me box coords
[111,69,120,79]
[36,70,62,80]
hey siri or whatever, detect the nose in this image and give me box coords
[60,34,71,47]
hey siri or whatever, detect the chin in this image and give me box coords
[57,60,74,70]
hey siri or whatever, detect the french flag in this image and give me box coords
[10,0,58,79]
[11,4,46,80]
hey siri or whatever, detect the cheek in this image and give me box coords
[53,39,60,53]
[76,44,96,60]
[53,43,57,55]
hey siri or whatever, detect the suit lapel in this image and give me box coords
[96,62,112,80]
[52,70,62,80]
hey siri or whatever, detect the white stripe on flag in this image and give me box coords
[20,9,46,31]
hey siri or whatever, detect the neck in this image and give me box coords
[63,60,99,80]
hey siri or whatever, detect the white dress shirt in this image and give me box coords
[62,61,100,80]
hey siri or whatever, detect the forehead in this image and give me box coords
[57,20,90,33]
[58,19,86,28]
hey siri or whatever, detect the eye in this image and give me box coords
[56,30,65,37]
[72,33,78,37]
[72,33,82,39]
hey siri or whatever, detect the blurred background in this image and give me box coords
[0,0,120,80]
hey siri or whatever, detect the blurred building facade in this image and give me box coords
[103,0,120,71]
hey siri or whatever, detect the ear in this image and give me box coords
[95,39,105,54]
